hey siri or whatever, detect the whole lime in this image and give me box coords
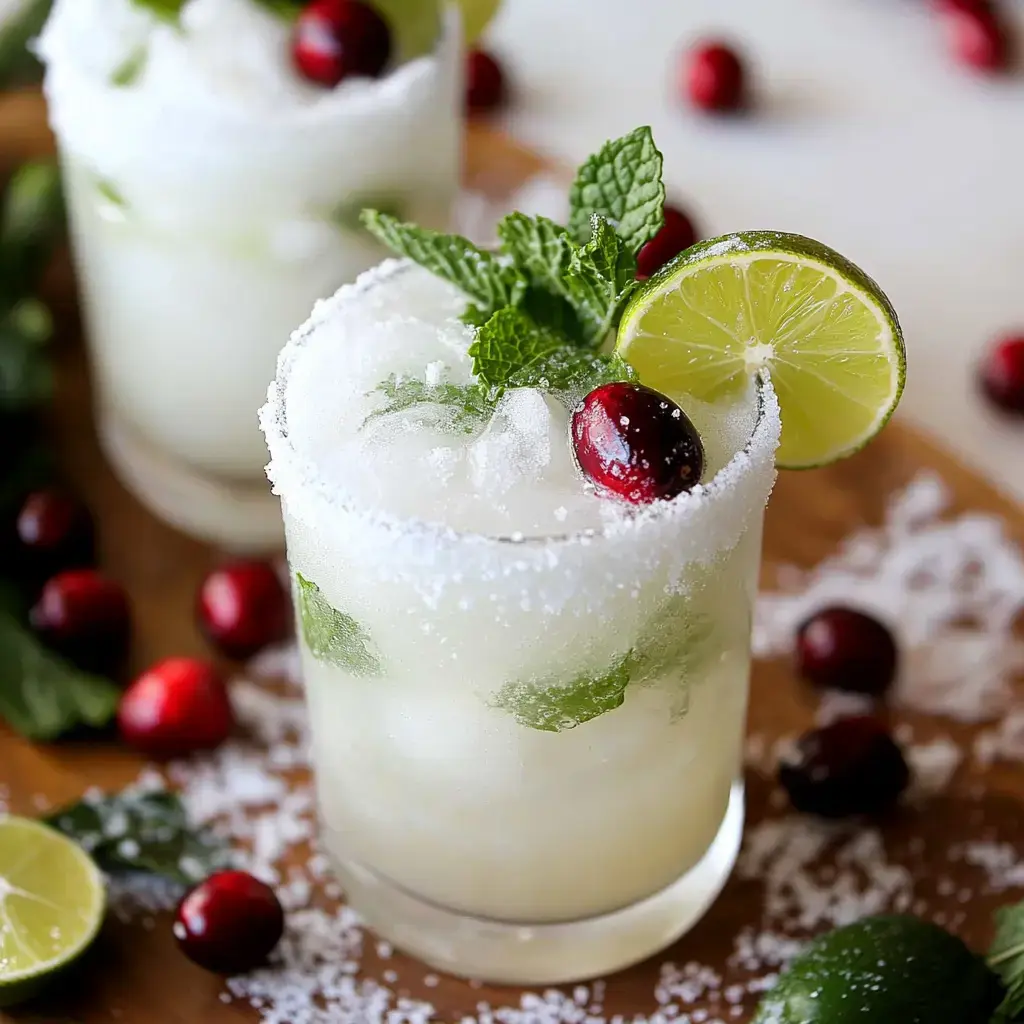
[753,915,1002,1024]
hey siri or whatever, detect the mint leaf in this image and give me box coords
[250,0,304,18]
[508,348,635,395]
[491,657,631,733]
[363,374,492,433]
[467,308,566,391]
[988,900,1024,1020]
[362,210,526,319]
[128,0,186,23]
[95,177,127,209]
[47,789,233,885]
[0,0,50,89]
[0,612,120,740]
[295,573,381,676]
[561,215,639,347]
[567,125,666,254]
[111,45,147,87]
[332,194,405,235]
[0,160,65,305]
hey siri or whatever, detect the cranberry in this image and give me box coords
[466,49,506,113]
[684,41,745,112]
[118,657,233,760]
[795,606,898,697]
[779,716,910,818]
[636,205,699,280]
[197,561,291,661]
[30,570,131,677]
[939,1,1009,71]
[979,334,1024,414]
[13,488,95,588]
[572,382,705,504]
[174,870,284,974]
[292,0,391,87]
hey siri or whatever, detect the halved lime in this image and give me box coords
[0,816,106,1007]
[616,231,905,469]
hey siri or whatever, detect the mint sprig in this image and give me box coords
[361,210,526,322]
[567,125,666,253]
[364,374,492,434]
[128,0,186,23]
[362,126,665,426]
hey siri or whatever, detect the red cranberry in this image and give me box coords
[292,0,391,87]
[466,49,506,113]
[30,570,131,677]
[174,870,284,974]
[795,606,898,697]
[636,205,699,280]
[572,382,705,504]
[684,41,745,112]
[13,488,95,588]
[939,1,1008,71]
[118,657,233,760]
[197,561,291,660]
[979,334,1024,414]
[779,716,910,818]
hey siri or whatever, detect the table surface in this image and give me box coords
[1,110,1023,1022]
[488,0,1024,506]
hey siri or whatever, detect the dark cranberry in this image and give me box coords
[174,870,284,974]
[572,382,705,504]
[466,49,506,113]
[779,716,910,818]
[795,606,898,697]
[636,205,699,280]
[939,1,1008,71]
[197,561,291,660]
[979,334,1024,414]
[30,570,131,677]
[118,657,233,760]
[684,41,745,112]
[13,489,95,588]
[292,0,391,87]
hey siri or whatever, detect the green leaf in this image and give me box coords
[560,215,639,347]
[507,348,635,396]
[567,125,666,254]
[0,298,54,413]
[0,612,120,740]
[0,160,65,304]
[295,573,381,676]
[467,307,567,392]
[988,900,1024,1020]
[363,374,493,433]
[491,657,632,733]
[111,45,147,87]
[361,210,526,319]
[250,0,304,18]
[46,789,233,886]
[0,0,51,89]
[332,194,405,234]
[127,0,186,23]
[95,177,127,209]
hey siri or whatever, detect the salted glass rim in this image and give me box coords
[260,262,782,550]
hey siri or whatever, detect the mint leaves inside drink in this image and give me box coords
[361,126,666,429]
[46,789,233,886]
[295,573,381,677]
[988,902,1024,1020]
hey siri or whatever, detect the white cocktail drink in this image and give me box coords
[261,260,781,983]
[38,0,461,549]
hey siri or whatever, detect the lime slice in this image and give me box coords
[0,816,105,1007]
[375,0,501,59]
[616,231,905,469]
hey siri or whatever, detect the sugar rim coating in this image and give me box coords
[260,259,782,550]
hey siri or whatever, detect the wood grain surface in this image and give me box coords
[1,89,1023,1024]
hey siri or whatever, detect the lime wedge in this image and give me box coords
[616,231,905,469]
[375,0,501,59]
[0,816,105,1007]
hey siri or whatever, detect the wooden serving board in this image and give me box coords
[3,89,1024,1024]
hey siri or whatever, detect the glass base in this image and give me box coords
[99,411,284,553]
[329,781,745,986]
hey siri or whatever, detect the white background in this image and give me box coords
[489,0,1024,503]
